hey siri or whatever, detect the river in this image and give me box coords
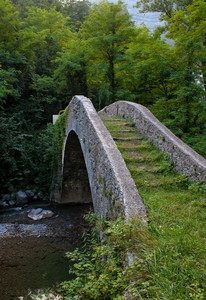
[0,202,91,299]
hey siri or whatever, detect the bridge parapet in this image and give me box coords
[99,101,206,182]
[51,96,146,220]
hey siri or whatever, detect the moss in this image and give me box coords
[52,107,68,190]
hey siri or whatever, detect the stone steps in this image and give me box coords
[110,130,136,133]
[101,116,174,188]
[113,137,139,142]
[102,118,125,122]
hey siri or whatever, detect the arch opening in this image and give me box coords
[61,131,92,204]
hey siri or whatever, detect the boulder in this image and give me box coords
[27,208,55,221]
[0,201,9,208]
[37,192,43,200]
[33,195,38,201]
[25,190,35,200]
[2,194,11,202]
[9,200,15,206]
[16,191,28,206]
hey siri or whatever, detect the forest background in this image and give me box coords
[0,0,205,195]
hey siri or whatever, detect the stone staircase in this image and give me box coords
[101,116,179,189]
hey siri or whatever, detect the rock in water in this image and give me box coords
[16,191,28,206]
[0,201,9,208]
[2,194,11,202]
[28,208,54,221]
[9,200,15,206]
[25,190,35,201]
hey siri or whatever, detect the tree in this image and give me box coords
[11,0,63,17]
[80,0,136,108]
[168,0,206,92]
[0,0,23,109]
[0,0,21,48]
[135,0,193,19]
[61,0,91,32]
[17,6,73,122]
[132,0,206,155]
[160,0,206,153]
[0,0,72,193]
[118,26,177,105]
[53,35,88,105]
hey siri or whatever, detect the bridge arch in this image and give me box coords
[51,96,146,220]
[61,130,92,204]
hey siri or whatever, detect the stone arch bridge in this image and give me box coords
[51,96,206,220]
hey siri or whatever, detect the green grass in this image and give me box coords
[102,116,206,299]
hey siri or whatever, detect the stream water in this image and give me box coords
[0,202,91,299]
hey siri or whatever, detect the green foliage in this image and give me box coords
[135,0,193,20]
[188,181,206,194]
[52,108,68,188]
[120,26,176,105]
[61,0,91,32]
[58,212,152,299]
[53,36,88,103]
[0,0,21,48]
[31,123,55,194]
[0,0,78,194]
[0,115,54,194]
[11,0,63,16]
[0,65,20,108]
[0,115,29,192]
[149,0,206,156]
[80,0,136,108]
[167,0,206,89]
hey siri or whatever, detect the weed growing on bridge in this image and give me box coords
[52,107,68,190]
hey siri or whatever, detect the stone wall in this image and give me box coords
[51,96,146,220]
[99,101,206,182]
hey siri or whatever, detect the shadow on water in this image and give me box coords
[0,203,92,299]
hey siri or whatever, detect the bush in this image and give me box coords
[57,212,153,299]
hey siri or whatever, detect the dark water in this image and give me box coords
[0,203,91,299]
